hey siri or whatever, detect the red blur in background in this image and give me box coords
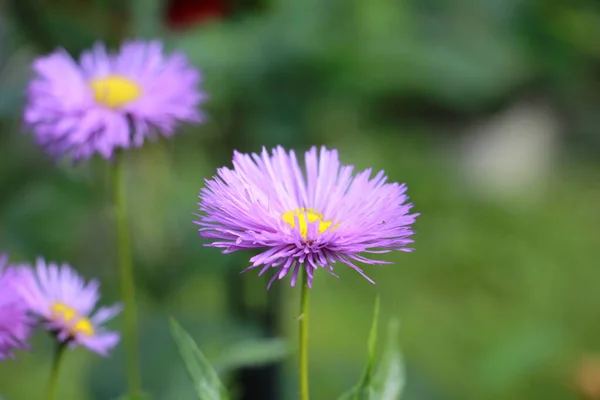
[165,0,227,29]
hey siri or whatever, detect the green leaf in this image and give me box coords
[170,318,229,400]
[371,319,405,399]
[337,296,380,400]
[337,299,406,400]
[360,296,381,389]
[214,338,289,374]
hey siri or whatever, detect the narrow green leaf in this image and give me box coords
[361,296,381,388]
[371,319,405,400]
[214,338,289,374]
[169,318,229,400]
[338,299,406,400]
[337,296,381,400]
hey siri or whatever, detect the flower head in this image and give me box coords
[196,146,418,288]
[18,258,121,355]
[0,254,33,359]
[25,40,206,160]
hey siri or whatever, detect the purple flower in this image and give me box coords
[24,40,206,160]
[195,146,418,288]
[0,255,33,360]
[18,258,122,356]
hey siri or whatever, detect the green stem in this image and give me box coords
[113,152,141,396]
[45,341,66,400]
[299,268,310,400]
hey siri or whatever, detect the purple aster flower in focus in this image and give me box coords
[0,254,33,360]
[24,40,206,160]
[195,146,419,288]
[17,258,122,356]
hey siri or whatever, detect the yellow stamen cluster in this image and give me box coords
[51,302,95,337]
[89,75,142,109]
[282,208,334,239]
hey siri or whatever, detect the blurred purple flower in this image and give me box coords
[18,258,122,356]
[195,146,419,288]
[0,255,33,360]
[24,40,206,160]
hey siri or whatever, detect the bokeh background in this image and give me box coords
[2,0,600,399]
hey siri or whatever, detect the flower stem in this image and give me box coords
[45,341,66,400]
[299,268,310,400]
[113,151,141,396]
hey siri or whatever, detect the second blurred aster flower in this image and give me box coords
[0,254,32,360]
[24,40,206,160]
[18,258,122,356]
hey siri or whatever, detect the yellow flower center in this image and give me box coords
[89,75,142,109]
[282,208,335,239]
[51,302,95,337]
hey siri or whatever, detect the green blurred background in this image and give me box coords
[2,0,600,399]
